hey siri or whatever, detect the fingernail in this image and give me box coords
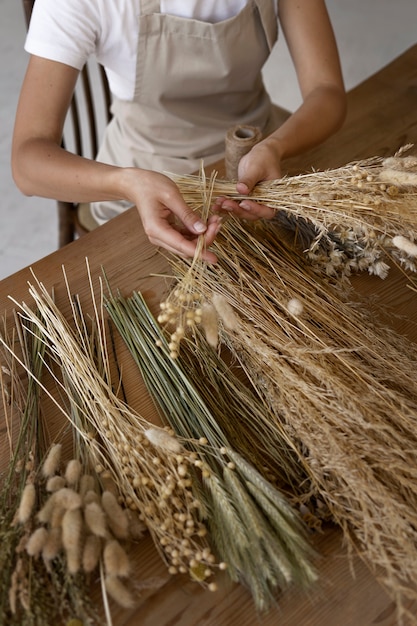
[194,221,206,233]
[239,201,251,211]
[221,203,233,212]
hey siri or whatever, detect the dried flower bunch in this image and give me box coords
[160,167,417,624]
[105,289,318,611]
[17,442,145,610]
[8,269,223,598]
[158,168,217,358]
[0,315,98,625]
[170,148,417,280]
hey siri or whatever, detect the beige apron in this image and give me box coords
[90,0,280,225]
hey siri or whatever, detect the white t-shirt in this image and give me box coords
[25,0,277,101]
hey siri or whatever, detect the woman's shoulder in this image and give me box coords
[25,0,140,71]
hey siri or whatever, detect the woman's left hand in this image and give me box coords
[213,138,282,221]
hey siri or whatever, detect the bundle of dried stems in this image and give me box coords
[0,314,98,625]
[170,149,417,281]
[159,165,417,624]
[105,288,317,611]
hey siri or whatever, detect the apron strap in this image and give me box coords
[253,0,278,51]
[140,0,161,15]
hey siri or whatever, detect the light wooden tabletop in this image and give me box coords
[1,44,417,626]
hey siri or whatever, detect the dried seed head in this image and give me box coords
[190,561,210,581]
[46,476,66,493]
[65,459,82,486]
[101,491,129,540]
[42,443,62,478]
[17,483,36,524]
[82,534,102,573]
[26,527,49,557]
[144,427,182,453]
[287,297,304,317]
[103,540,131,578]
[50,504,66,530]
[79,474,96,497]
[62,508,83,575]
[84,501,108,538]
[392,235,417,257]
[37,496,56,525]
[105,575,135,609]
[211,293,239,331]
[83,489,100,506]
[42,527,62,562]
[53,488,82,511]
[201,302,219,349]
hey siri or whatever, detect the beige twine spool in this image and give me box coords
[225,125,262,180]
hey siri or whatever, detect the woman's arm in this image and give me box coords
[12,56,219,261]
[217,0,346,217]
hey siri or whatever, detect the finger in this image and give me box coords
[212,198,241,213]
[170,196,207,235]
[147,221,219,264]
[236,200,276,221]
[236,159,264,195]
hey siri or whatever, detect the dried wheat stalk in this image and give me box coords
[170,149,417,280]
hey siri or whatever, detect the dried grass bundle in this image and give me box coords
[9,268,221,594]
[0,314,98,625]
[104,289,317,610]
[161,170,417,624]
[170,148,417,280]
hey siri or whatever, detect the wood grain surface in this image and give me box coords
[1,44,417,626]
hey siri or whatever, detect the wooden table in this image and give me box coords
[1,44,417,626]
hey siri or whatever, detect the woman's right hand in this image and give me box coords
[122,169,221,263]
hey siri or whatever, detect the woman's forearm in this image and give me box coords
[12,137,128,203]
[264,83,347,162]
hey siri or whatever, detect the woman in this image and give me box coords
[12,0,346,263]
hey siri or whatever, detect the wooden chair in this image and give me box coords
[22,0,112,247]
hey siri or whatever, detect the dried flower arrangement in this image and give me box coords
[2,149,417,623]
[0,262,321,619]
[170,148,417,281]
[156,163,417,624]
